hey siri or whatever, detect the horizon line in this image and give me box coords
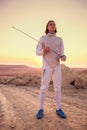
[0,63,87,69]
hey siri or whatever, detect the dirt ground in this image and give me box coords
[0,83,87,130]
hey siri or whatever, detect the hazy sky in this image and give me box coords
[0,0,87,68]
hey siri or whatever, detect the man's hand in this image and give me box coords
[43,47,50,55]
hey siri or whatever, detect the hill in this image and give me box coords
[0,64,41,76]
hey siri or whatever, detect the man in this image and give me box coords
[36,20,67,119]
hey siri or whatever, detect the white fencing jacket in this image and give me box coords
[36,33,64,68]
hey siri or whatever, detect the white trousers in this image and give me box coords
[39,64,62,110]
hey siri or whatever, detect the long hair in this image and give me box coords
[45,20,57,34]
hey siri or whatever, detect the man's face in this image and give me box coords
[47,22,56,33]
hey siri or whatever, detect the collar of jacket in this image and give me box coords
[47,32,56,37]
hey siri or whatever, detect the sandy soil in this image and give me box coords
[0,84,87,130]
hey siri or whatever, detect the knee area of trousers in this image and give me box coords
[54,87,61,92]
[40,88,48,93]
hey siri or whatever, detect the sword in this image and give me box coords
[12,26,61,57]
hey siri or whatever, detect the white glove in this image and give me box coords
[61,55,67,61]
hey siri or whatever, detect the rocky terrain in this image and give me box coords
[0,64,87,130]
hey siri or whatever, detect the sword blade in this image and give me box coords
[12,26,61,57]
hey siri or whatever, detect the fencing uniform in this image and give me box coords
[36,33,65,110]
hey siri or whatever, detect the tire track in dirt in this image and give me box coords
[0,91,24,130]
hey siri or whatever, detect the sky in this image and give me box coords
[0,0,87,68]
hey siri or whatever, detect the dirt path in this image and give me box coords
[0,84,87,130]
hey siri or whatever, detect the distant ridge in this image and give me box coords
[0,64,86,71]
[0,64,41,76]
[0,65,32,70]
[0,64,41,69]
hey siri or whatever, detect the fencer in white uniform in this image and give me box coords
[36,20,67,119]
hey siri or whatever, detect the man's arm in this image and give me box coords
[36,37,44,56]
[36,37,50,56]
